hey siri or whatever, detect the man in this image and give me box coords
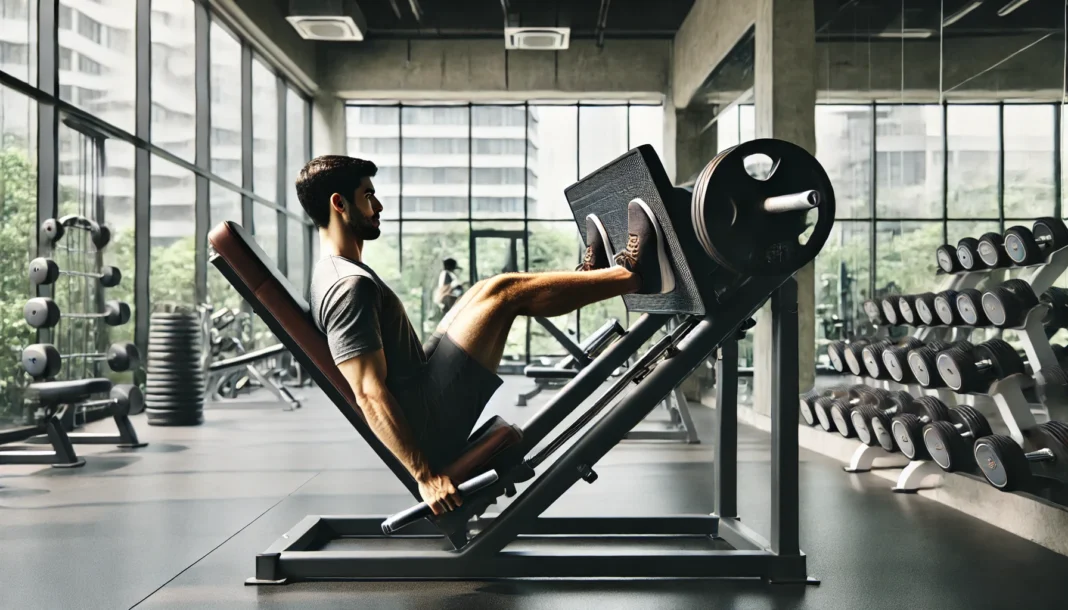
[433,258,464,315]
[298,155,674,516]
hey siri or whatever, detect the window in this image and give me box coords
[472,167,524,184]
[528,106,575,219]
[150,0,195,162]
[0,83,39,422]
[208,184,243,312]
[628,105,665,162]
[471,106,525,127]
[252,56,278,198]
[816,105,872,219]
[1,0,36,83]
[876,105,942,218]
[347,106,401,220]
[1003,105,1055,218]
[59,0,136,132]
[579,105,628,177]
[717,105,741,152]
[402,106,469,219]
[210,22,242,184]
[253,204,279,261]
[947,105,999,219]
[473,138,526,155]
[875,222,942,297]
[286,87,309,215]
[287,217,308,292]
[814,222,871,348]
[59,48,72,71]
[149,155,197,308]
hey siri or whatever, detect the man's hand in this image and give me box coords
[418,473,462,515]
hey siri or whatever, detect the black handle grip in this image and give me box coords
[381,470,499,535]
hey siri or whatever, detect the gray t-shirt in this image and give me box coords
[309,256,426,392]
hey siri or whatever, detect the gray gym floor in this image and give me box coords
[2,376,1068,610]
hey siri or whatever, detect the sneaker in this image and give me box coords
[614,198,675,294]
[577,214,614,271]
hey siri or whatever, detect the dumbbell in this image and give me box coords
[882,340,947,383]
[936,338,1026,393]
[935,244,962,274]
[907,340,974,388]
[880,297,907,326]
[890,396,953,459]
[23,297,131,329]
[28,257,121,288]
[21,342,140,379]
[829,387,892,438]
[861,337,922,380]
[1040,287,1068,332]
[895,294,920,325]
[980,279,1039,328]
[800,385,857,426]
[932,289,966,326]
[922,406,994,472]
[827,339,872,376]
[912,292,940,326]
[976,232,1011,268]
[1003,217,1068,266]
[862,299,887,326]
[974,421,1068,492]
[39,215,112,249]
[954,288,992,327]
[955,237,989,271]
[74,384,145,418]
[850,390,914,448]
[809,386,885,433]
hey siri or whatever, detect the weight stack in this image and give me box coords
[145,311,205,426]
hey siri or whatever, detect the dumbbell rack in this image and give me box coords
[840,244,1068,492]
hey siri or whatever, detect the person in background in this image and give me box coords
[434,258,465,316]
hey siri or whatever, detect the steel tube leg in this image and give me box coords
[770,279,801,558]
[715,339,739,519]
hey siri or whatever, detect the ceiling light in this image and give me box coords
[943,1,983,26]
[997,0,1031,17]
[287,0,367,41]
[505,27,571,50]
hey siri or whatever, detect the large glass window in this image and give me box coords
[347,105,400,220]
[876,105,942,218]
[579,105,628,178]
[1003,105,1055,218]
[875,221,942,297]
[286,87,309,215]
[59,0,136,132]
[816,105,872,219]
[208,183,243,312]
[528,105,576,220]
[814,222,870,357]
[0,0,36,84]
[947,105,999,219]
[149,155,196,308]
[150,0,195,162]
[400,221,471,340]
[251,56,278,198]
[253,203,278,261]
[406,106,469,219]
[210,21,242,184]
[287,216,307,292]
[0,84,38,422]
[628,104,665,162]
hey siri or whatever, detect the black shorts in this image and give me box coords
[394,334,503,470]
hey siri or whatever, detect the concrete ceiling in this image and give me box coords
[817,0,1063,39]
[337,0,696,39]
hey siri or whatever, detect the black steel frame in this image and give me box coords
[229,260,811,582]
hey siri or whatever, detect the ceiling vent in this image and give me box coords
[287,0,367,41]
[505,27,570,50]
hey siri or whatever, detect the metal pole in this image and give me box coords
[133,0,152,357]
[714,339,739,519]
[193,0,210,305]
[770,278,800,556]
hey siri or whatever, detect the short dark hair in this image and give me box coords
[443,258,458,271]
[295,155,377,228]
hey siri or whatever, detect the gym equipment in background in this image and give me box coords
[23,297,130,328]
[21,342,140,378]
[145,309,207,426]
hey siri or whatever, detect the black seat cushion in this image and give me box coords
[28,378,112,404]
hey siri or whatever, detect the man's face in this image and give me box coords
[338,176,383,240]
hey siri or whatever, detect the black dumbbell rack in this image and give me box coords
[839,243,1068,492]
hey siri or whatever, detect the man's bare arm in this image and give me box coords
[337,350,461,514]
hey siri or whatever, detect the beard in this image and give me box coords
[345,210,381,241]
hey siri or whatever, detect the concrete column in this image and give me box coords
[312,93,347,157]
[752,0,817,415]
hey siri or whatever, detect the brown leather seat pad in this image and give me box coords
[207,221,520,488]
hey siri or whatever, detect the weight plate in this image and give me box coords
[692,139,836,276]
[892,414,927,460]
[955,289,984,327]
[870,412,897,452]
[976,339,1025,378]
[145,400,204,410]
[827,341,847,373]
[830,401,855,438]
[977,232,1007,268]
[950,405,993,439]
[897,295,917,325]
[146,411,204,427]
[924,420,970,471]
[861,340,892,379]
[956,237,982,271]
[914,396,950,423]
[851,406,878,446]
[799,394,818,426]
[914,293,938,326]
[935,244,960,274]
[881,298,902,326]
[844,341,869,376]
[934,290,961,326]
[908,347,939,388]
[936,347,974,392]
[1004,225,1039,265]
[1039,420,1068,450]
[814,397,835,432]
[1033,217,1068,251]
[882,347,910,383]
[862,300,884,324]
[974,434,1031,491]
[1003,279,1040,309]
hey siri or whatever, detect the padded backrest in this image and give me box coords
[207,221,420,498]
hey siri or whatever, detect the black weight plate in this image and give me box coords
[851,405,879,446]
[146,411,204,426]
[1004,225,1040,265]
[814,397,835,432]
[871,413,897,452]
[977,232,1007,268]
[145,360,202,369]
[1003,279,1040,309]
[924,420,970,471]
[844,342,869,376]
[882,346,911,382]
[892,414,927,460]
[936,347,974,392]
[827,341,847,373]
[693,138,836,276]
[973,434,1031,491]
[830,401,855,438]
[908,347,940,388]
[956,237,982,271]
[956,289,986,327]
[146,380,206,390]
[976,339,1025,378]
[861,341,891,379]
[914,293,939,326]
[1033,217,1068,250]
[799,394,818,426]
[897,295,917,325]
[934,290,962,326]
[144,350,202,360]
[949,405,993,439]
[146,391,206,402]
[914,396,950,423]
[881,298,902,326]
[935,244,960,273]
[145,399,204,409]
[1039,420,1068,449]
